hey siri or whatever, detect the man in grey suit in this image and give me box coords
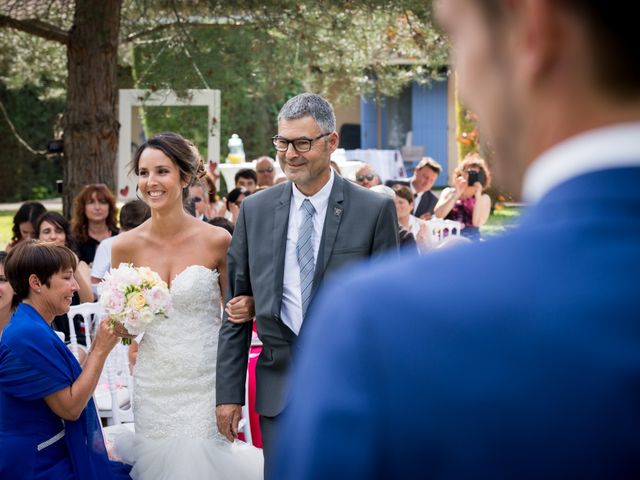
[216,93,398,472]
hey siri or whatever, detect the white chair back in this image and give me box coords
[426,219,463,246]
[96,343,135,426]
[68,303,134,426]
[67,302,105,360]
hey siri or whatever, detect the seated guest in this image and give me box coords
[254,156,276,188]
[386,157,442,220]
[36,212,93,304]
[208,216,235,235]
[0,241,129,479]
[355,164,381,188]
[203,172,227,219]
[5,201,47,251]
[0,252,13,337]
[234,168,258,194]
[434,153,492,240]
[91,199,151,284]
[37,212,95,359]
[225,187,248,225]
[370,185,417,252]
[188,179,212,221]
[71,184,119,265]
[392,185,429,250]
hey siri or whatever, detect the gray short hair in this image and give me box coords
[278,93,336,134]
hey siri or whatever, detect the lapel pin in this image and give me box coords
[334,207,343,217]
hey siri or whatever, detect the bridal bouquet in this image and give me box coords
[98,263,172,345]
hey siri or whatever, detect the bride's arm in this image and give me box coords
[214,225,255,323]
[225,296,255,323]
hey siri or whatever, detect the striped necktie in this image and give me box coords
[297,199,316,317]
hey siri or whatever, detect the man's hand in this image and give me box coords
[216,404,243,442]
[225,295,255,324]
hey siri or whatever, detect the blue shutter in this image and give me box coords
[360,96,378,149]
[411,80,449,186]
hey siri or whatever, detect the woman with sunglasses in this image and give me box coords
[354,164,381,188]
[71,184,119,265]
[434,153,492,240]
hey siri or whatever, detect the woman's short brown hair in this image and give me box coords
[4,241,77,308]
[392,184,414,205]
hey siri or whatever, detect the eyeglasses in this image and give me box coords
[272,132,331,152]
[356,174,376,182]
[256,167,274,174]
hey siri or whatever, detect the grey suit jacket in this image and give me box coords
[216,174,399,417]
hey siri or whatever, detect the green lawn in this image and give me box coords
[0,211,14,249]
[481,204,521,238]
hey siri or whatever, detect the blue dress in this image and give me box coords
[0,303,130,479]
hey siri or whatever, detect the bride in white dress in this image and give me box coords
[111,132,263,479]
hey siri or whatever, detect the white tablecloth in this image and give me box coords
[343,149,406,182]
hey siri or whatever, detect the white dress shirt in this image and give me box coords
[522,122,640,203]
[91,235,116,280]
[280,169,335,335]
[409,182,424,215]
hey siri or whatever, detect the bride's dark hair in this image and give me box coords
[130,132,207,203]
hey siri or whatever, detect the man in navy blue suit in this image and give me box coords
[272,0,640,478]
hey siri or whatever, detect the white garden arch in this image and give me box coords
[117,89,220,201]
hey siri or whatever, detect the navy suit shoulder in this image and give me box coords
[274,167,640,479]
[414,190,438,217]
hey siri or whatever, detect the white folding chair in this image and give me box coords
[96,342,135,426]
[67,302,105,360]
[67,302,105,358]
[425,219,463,246]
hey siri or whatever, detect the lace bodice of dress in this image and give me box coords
[134,265,222,440]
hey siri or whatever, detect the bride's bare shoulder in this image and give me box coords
[112,222,151,261]
[197,219,231,248]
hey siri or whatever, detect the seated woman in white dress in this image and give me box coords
[110,132,263,480]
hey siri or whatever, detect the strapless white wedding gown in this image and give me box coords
[129,265,263,479]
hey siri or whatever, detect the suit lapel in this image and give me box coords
[271,182,292,318]
[312,175,345,293]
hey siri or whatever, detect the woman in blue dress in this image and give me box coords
[0,240,129,479]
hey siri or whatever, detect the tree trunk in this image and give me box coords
[62,0,122,217]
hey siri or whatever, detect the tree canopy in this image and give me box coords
[0,0,449,204]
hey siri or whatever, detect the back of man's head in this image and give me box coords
[476,0,639,101]
[119,200,151,231]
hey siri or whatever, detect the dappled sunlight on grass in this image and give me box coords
[481,205,522,238]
